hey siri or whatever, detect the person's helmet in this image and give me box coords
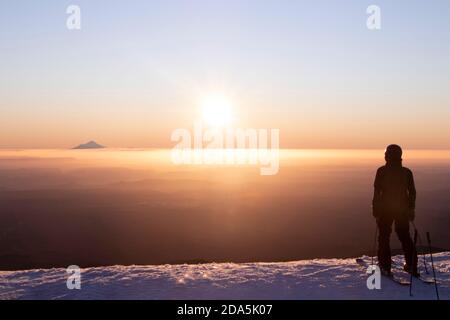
[385,144,402,161]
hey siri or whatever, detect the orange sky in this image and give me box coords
[1,1,450,149]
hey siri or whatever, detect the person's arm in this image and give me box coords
[372,168,383,218]
[407,169,416,220]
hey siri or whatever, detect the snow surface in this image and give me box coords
[0,253,448,300]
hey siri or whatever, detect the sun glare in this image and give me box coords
[201,95,233,127]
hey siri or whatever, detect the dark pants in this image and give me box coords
[377,215,417,272]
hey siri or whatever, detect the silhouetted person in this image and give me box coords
[372,144,418,276]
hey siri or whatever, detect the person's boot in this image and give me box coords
[380,266,392,277]
[403,263,420,277]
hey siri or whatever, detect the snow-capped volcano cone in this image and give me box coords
[73,141,106,149]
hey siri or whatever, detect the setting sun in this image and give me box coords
[201,95,233,127]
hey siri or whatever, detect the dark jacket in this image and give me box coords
[372,163,416,218]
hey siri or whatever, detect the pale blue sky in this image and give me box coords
[1,0,449,148]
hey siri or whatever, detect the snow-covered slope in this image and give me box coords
[0,253,448,300]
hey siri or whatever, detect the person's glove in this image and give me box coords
[408,208,415,221]
[372,205,379,219]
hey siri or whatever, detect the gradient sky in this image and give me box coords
[1,0,449,149]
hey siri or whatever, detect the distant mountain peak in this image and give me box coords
[73,141,105,149]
